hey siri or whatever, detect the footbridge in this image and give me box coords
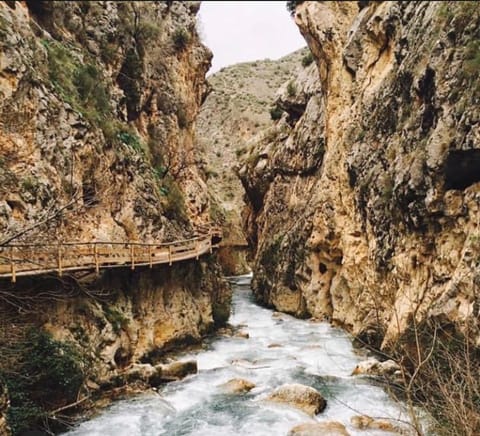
[0,227,222,283]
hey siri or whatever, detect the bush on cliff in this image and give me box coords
[1,329,85,434]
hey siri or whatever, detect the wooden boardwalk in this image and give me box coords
[0,228,222,283]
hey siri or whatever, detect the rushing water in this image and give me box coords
[67,275,416,436]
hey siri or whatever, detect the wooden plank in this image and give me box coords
[10,247,16,283]
[94,244,99,275]
[58,244,63,277]
[130,244,135,270]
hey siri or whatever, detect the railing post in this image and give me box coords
[149,245,153,268]
[93,243,99,275]
[196,240,200,260]
[130,243,135,270]
[10,246,16,283]
[168,245,172,266]
[209,236,212,254]
[57,242,63,277]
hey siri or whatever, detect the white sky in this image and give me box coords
[198,1,306,74]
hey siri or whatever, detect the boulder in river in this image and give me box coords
[235,330,249,339]
[267,343,282,348]
[157,360,198,380]
[267,383,326,415]
[351,415,401,433]
[125,363,157,383]
[288,421,350,436]
[351,358,400,377]
[219,378,256,394]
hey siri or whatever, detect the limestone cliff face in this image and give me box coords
[0,0,211,243]
[196,49,308,274]
[0,1,230,430]
[241,1,480,348]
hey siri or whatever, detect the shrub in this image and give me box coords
[45,41,112,132]
[159,176,188,222]
[172,28,190,51]
[137,20,161,43]
[1,329,85,434]
[302,52,314,67]
[118,130,145,154]
[464,40,480,75]
[287,80,297,97]
[103,306,129,334]
[270,105,283,121]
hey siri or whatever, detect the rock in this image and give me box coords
[235,330,249,339]
[266,383,327,415]
[217,326,235,336]
[219,378,256,394]
[267,343,282,348]
[288,421,350,436]
[158,360,198,380]
[85,379,100,391]
[351,358,400,377]
[351,415,400,433]
[125,363,157,383]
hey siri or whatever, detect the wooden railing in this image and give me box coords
[0,229,222,283]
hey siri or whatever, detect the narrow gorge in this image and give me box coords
[0,1,479,435]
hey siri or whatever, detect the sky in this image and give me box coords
[198,1,306,74]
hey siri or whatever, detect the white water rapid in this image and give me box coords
[66,275,421,436]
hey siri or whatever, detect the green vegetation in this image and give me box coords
[464,40,480,75]
[44,39,114,142]
[158,176,188,222]
[172,28,190,51]
[287,80,297,97]
[103,306,129,334]
[118,130,147,154]
[137,20,161,44]
[301,52,314,67]
[270,104,283,121]
[1,330,85,434]
[21,176,38,193]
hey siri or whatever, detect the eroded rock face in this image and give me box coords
[0,1,231,428]
[266,383,326,416]
[241,1,480,348]
[0,1,211,243]
[34,260,229,387]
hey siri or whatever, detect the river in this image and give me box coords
[66,275,420,435]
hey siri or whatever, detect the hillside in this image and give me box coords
[196,47,309,272]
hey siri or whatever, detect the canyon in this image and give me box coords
[0,1,479,435]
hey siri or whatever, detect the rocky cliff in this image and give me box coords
[241,0,480,349]
[197,49,308,274]
[0,1,230,433]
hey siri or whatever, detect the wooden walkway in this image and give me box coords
[0,229,222,283]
